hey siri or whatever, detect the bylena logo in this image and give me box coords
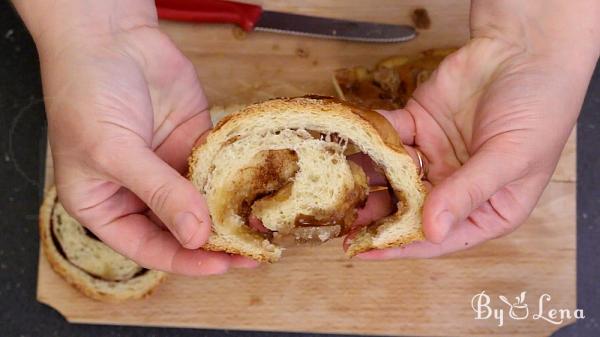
[471,291,585,327]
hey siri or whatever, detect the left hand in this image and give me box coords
[24,0,258,275]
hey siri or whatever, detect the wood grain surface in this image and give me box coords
[37,1,576,336]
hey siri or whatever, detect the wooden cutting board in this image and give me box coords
[37,1,577,336]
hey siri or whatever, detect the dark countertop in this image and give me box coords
[0,1,598,336]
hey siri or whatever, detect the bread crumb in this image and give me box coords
[296,48,310,58]
[232,26,247,40]
[249,295,263,305]
[411,8,431,30]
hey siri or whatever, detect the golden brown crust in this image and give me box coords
[39,187,167,301]
[296,95,403,148]
[209,95,406,152]
[212,113,235,133]
[345,227,425,257]
[202,242,277,263]
[190,95,410,186]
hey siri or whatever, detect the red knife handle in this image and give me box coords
[155,0,263,31]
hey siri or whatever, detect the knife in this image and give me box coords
[155,0,416,43]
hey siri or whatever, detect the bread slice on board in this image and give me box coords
[189,96,426,262]
[39,187,167,302]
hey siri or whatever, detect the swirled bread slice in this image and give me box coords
[189,96,425,262]
[39,187,167,301]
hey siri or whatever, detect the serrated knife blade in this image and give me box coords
[255,10,416,43]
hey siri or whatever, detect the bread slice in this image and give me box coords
[39,187,167,301]
[189,96,426,262]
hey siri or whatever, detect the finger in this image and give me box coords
[127,29,209,151]
[107,146,211,249]
[155,111,212,174]
[248,215,270,233]
[403,146,429,175]
[422,180,433,192]
[423,147,525,243]
[356,216,500,260]
[347,153,387,185]
[89,213,231,276]
[143,216,259,269]
[377,109,416,145]
[230,255,261,269]
[343,190,394,250]
[353,190,393,226]
[69,184,147,228]
[193,128,211,148]
[145,209,167,229]
[358,178,541,260]
[348,148,430,186]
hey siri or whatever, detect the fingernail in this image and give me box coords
[174,212,201,246]
[436,210,455,241]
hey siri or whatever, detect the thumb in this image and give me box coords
[423,146,526,243]
[377,109,416,145]
[105,145,211,249]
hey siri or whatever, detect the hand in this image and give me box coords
[356,1,599,259]
[31,2,256,275]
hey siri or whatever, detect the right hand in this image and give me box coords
[31,1,257,275]
[355,0,599,259]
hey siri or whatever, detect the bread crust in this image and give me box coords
[203,242,277,263]
[189,95,412,181]
[345,227,425,257]
[204,95,403,154]
[189,96,426,261]
[39,187,167,301]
